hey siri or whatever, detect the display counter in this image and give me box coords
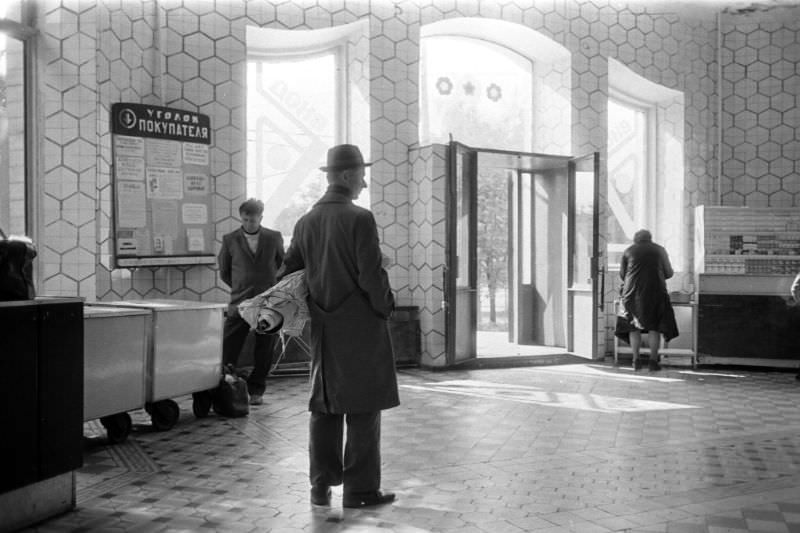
[694,205,800,369]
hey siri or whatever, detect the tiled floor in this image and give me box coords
[23,363,800,532]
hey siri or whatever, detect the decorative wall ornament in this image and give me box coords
[486,83,502,102]
[435,76,453,95]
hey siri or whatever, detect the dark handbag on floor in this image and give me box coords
[0,228,37,302]
[212,364,250,418]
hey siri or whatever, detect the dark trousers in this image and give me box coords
[222,313,276,396]
[309,411,381,495]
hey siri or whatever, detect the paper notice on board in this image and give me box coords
[184,174,209,195]
[117,181,147,228]
[186,228,205,252]
[135,228,152,255]
[116,156,145,181]
[182,203,208,225]
[153,234,174,255]
[152,201,179,238]
[116,228,152,255]
[146,167,184,200]
[114,135,145,157]
[183,142,209,166]
[146,138,182,167]
[116,229,138,253]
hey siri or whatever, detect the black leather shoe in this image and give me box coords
[310,485,331,506]
[633,359,642,371]
[649,359,661,371]
[342,490,396,508]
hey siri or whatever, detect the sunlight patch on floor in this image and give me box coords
[524,364,685,383]
[401,379,699,413]
[476,331,568,357]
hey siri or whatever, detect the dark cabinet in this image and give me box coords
[697,294,800,360]
[0,298,84,494]
[390,306,421,367]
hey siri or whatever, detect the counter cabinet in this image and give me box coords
[696,275,800,368]
[0,297,84,532]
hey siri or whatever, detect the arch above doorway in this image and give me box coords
[421,17,570,62]
[419,17,572,155]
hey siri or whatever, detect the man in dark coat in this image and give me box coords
[218,198,284,405]
[279,144,399,509]
[615,228,678,371]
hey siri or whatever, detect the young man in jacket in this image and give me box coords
[218,198,284,405]
[279,144,399,508]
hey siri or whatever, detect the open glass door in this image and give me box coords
[445,141,477,365]
[567,152,600,358]
[447,142,578,364]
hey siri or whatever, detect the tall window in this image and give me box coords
[0,10,33,238]
[607,94,650,267]
[420,35,533,152]
[607,60,685,272]
[246,52,338,239]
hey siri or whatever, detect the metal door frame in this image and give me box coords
[444,141,581,364]
[445,141,478,366]
[566,152,601,358]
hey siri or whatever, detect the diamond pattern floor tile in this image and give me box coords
[17,363,800,532]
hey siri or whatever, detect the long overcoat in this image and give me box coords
[280,185,400,414]
[615,239,679,343]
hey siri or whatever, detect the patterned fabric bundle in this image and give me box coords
[238,269,309,337]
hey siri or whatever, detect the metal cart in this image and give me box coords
[83,305,149,443]
[89,299,225,431]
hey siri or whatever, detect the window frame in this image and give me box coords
[245,33,356,237]
[0,15,38,240]
[247,43,347,145]
[607,87,658,271]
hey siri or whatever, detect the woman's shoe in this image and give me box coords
[633,359,643,371]
[649,359,661,371]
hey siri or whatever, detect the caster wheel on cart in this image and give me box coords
[192,390,213,418]
[145,399,180,431]
[100,412,132,444]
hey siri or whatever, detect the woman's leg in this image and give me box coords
[629,330,642,370]
[648,330,662,371]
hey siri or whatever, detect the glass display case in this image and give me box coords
[694,206,800,367]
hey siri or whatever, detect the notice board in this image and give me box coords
[111,103,215,267]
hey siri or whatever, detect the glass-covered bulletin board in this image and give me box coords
[111,103,214,267]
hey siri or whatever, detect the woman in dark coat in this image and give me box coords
[615,229,678,371]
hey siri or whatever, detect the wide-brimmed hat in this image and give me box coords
[319,144,373,172]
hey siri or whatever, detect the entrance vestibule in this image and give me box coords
[445,142,600,366]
